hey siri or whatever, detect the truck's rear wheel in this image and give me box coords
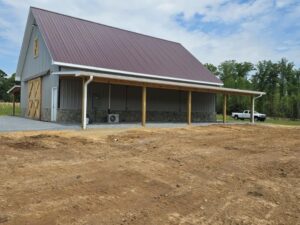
[234,115,238,120]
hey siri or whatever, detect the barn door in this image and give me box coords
[27,77,41,119]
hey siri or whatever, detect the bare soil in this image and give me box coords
[0,124,299,225]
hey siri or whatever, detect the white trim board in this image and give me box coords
[52,70,265,96]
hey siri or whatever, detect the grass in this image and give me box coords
[0,102,21,116]
[264,117,300,126]
[216,114,300,126]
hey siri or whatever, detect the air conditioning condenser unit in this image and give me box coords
[108,114,119,123]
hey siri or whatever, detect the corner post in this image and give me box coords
[251,96,255,123]
[223,94,227,123]
[142,86,147,127]
[187,91,192,125]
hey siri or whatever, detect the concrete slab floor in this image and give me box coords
[0,116,249,132]
[0,116,79,132]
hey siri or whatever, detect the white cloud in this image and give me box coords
[0,0,299,74]
[200,0,274,23]
[275,0,295,8]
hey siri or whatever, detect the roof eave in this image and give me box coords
[52,70,265,96]
[52,61,224,87]
[15,9,34,81]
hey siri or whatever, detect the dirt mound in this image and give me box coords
[0,134,90,151]
[0,124,299,225]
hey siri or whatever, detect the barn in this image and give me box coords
[16,7,265,129]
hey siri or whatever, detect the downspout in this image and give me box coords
[251,93,264,124]
[82,76,93,130]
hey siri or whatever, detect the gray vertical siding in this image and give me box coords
[20,25,53,119]
[58,78,216,122]
[89,82,108,111]
[21,26,52,81]
[20,81,28,117]
[41,74,58,108]
[41,74,59,121]
[88,83,142,111]
[147,88,186,112]
[126,86,142,110]
[110,85,126,110]
[60,80,144,111]
[60,78,82,109]
[192,92,215,113]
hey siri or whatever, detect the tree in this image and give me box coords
[289,69,300,119]
[217,61,254,113]
[204,63,219,77]
[206,59,299,119]
[0,70,17,102]
[251,60,279,116]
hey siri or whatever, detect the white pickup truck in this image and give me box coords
[231,110,266,121]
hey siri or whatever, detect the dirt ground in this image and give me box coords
[0,124,299,225]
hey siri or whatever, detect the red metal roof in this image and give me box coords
[31,7,222,85]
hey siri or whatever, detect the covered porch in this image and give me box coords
[6,85,21,116]
[53,71,265,129]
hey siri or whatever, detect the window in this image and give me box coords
[33,38,39,58]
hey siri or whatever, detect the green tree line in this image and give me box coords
[205,58,300,119]
[1,58,300,119]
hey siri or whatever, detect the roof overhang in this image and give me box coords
[53,61,224,87]
[7,85,21,94]
[52,71,265,96]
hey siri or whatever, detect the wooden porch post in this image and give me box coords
[223,94,227,123]
[250,96,255,123]
[142,86,147,126]
[187,91,192,125]
[12,93,15,116]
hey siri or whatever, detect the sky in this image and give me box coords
[0,0,300,75]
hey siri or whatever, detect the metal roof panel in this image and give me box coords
[31,7,223,85]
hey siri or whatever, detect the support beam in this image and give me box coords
[187,91,192,125]
[65,71,265,96]
[142,86,147,127]
[81,76,93,130]
[223,94,227,123]
[12,93,15,116]
[250,96,255,123]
